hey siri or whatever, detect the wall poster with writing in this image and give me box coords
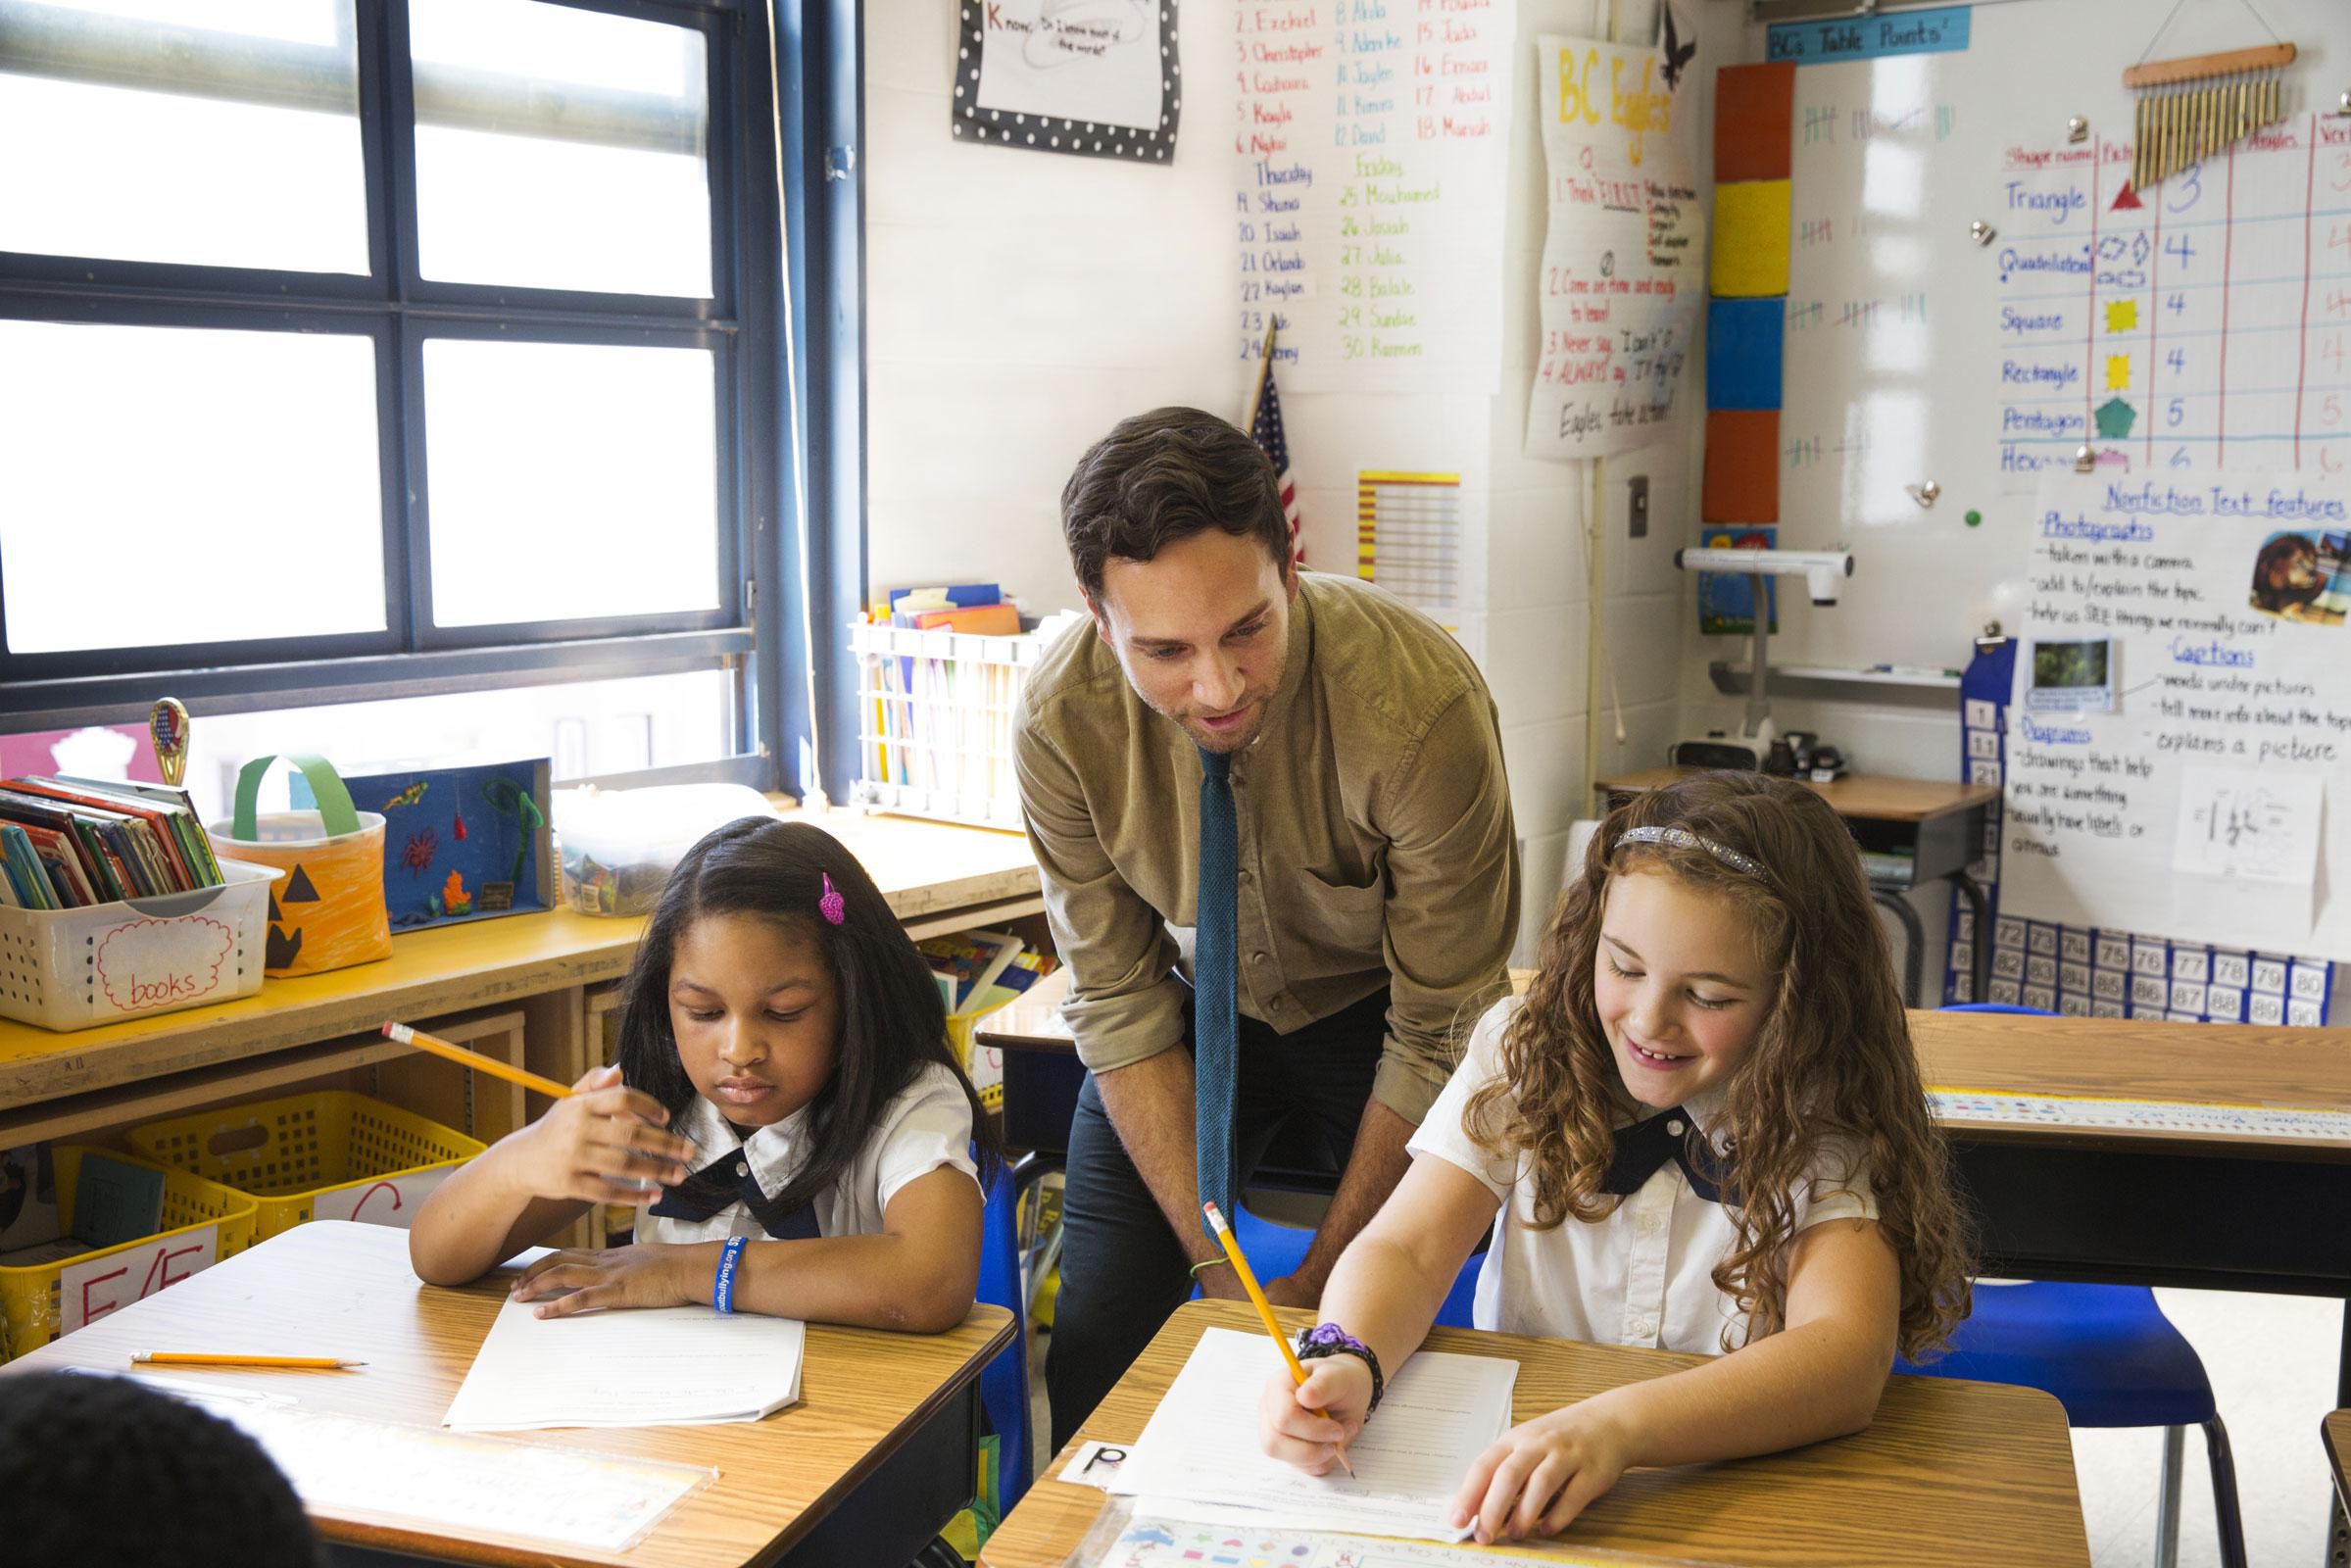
[1231,0,1515,393]
[1997,468,2351,961]
[953,0,1180,162]
[1523,29,1705,459]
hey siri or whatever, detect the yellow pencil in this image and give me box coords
[383,1021,574,1100]
[132,1351,366,1369]
[1204,1200,1353,1476]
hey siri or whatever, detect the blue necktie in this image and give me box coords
[1195,746,1239,1237]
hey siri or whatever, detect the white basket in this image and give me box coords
[850,620,1053,831]
[0,858,282,1032]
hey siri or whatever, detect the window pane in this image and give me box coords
[409,0,710,296]
[423,338,720,630]
[0,318,385,655]
[0,0,367,272]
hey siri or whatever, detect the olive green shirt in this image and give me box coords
[1012,571,1520,1125]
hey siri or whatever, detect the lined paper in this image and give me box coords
[1112,1327,1518,1541]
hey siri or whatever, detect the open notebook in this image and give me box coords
[445,1294,807,1432]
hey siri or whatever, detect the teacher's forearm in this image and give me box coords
[1094,1049,1223,1265]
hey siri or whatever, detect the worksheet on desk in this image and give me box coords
[1110,1328,1518,1542]
[444,1295,806,1431]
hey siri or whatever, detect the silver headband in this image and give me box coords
[1613,825,1765,876]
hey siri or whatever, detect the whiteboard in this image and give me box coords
[1761,0,2351,674]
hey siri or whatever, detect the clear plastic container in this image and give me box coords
[552,783,776,916]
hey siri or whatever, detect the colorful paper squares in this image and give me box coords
[1714,63,1795,182]
[1710,180,1791,298]
[2106,298,2138,332]
[1703,410,1780,521]
[1706,297,1785,411]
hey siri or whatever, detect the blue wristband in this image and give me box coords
[712,1235,748,1313]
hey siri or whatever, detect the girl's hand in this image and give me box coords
[1258,1355,1371,1474]
[511,1244,703,1317]
[1449,1401,1632,1544]
[507,1064,697,1205]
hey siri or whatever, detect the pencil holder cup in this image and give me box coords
[208,754,392,977]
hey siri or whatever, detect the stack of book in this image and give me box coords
[0,775,224,910]
[876,582,1022,635]
[917,928,1058,1019]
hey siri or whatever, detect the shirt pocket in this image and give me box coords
[1286,866,1387,982]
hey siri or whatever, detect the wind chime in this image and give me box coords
[2126,0,2295,194]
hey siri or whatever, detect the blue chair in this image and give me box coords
[1899,1004,2246,1568]
[975,1156,1036,1514]
[1222,1200,1486,1328]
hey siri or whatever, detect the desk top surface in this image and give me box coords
[1594,767,1999,823]
[0,1221,1014,1568]
[2326,1410,2351,1505]
[981,973,2351,1155]
[980,1299,2087,1568]
[0,808,1038,1106]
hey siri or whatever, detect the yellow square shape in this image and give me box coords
[1710,180,1792,298]
[2106,354,2131,390]
[2106,299,2139,333]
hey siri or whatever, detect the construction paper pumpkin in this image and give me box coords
[211,755,391,978]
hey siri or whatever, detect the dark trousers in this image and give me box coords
[1045,988,1389,1449]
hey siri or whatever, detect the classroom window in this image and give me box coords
[0,0,801,787]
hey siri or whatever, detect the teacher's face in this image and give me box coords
[1090,529,1298,754]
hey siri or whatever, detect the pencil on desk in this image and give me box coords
[132,1351,366,1370]
[1204,1200,1353,1476]
[382,1021,574,1100]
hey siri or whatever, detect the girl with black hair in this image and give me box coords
[411,818,1000,1333]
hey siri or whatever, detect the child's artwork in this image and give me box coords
[295,760,551,930]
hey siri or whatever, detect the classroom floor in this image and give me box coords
[1019,1233,2349,1564]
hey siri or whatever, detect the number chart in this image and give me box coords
[1231,0,1514,393]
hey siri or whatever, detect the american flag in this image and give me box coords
[1248,332,1303,564]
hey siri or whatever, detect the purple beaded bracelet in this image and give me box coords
[1294,1321,1384,1414]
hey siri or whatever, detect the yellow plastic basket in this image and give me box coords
[0,1145,257,1361]
[124,1091,486,1242]
[946,1012,1005,1111]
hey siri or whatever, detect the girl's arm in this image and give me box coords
[1451,1214,1899,1545]
[511,1162,985,1333]
[1259,1152,1501,1473]
[409,1065,698,1287]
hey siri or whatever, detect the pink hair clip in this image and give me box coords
[817,873,847,926]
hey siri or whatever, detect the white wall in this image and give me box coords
[863,0,1736,962]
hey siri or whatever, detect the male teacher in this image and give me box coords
[1016,407,1520,1445]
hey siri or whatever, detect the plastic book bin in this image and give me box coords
[0,1146,257,1361]
[125,1091,485,1243]
[0,858,279,1032]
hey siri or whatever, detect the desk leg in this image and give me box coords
[1871,887,1926,1007]
[1951,867,1992,1005]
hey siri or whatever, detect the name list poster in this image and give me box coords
[1233,0,1514,393]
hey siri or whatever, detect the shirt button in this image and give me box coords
[1637,1211,1663,1236]
[1631,1316,1656,1339]
[1665,1119,1686,1137]
[734,1160,749,1179]
[1251,952,1269,965]
[1238,868,1252,883]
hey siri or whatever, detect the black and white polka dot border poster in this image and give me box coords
[953,1,1180,163]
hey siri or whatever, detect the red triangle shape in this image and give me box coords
[2112,181,2143,211]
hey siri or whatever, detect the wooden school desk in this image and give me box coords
[979,1298,2089,1568]
[2327,1410,2351,1518]
[0,1221,1014,1568]
[1916,1009,2351,1411]
[1593,767,2000,1006]
[0,808,1041,1150]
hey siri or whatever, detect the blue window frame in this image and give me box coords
[0,0,853,796]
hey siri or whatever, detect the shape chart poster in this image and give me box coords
[1523,32,1705,459]
[1999,470,2351,959]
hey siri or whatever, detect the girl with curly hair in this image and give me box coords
[1259,770,1973,1544]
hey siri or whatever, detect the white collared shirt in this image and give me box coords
[634,1062,979,1245]
[1408,997,1878,1353]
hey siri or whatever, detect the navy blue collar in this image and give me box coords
[1599,1106,1735,1205]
